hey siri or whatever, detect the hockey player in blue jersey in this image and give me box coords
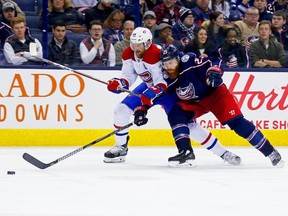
[104,28,241,166]
[156,44,284,167]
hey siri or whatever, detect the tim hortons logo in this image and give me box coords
[228,72,288,111]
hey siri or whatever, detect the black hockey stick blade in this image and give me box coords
[22,122,133,169]
[23,153,52,169]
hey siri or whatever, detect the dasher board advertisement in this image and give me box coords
[0,69,287,130]
[0,68,287,146]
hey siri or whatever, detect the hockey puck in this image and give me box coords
[7,171,15,175]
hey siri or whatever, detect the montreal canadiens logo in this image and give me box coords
[139,71,153,83]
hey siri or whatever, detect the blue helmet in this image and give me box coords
[160,44,180,62]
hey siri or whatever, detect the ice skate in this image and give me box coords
[103,143,128,163]
[168,150,196,167]
[221,150,241,166]
[104,136,129,163]
[268,149,285,167]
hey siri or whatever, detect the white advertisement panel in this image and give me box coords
[0,69,287,129]
[198,71,288,130]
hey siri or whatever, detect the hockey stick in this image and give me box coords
[29,43,138,96]
[23,122,133,169]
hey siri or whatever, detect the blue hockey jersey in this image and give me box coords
[166,52,222,102]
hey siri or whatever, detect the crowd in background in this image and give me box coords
[0,0,288,68]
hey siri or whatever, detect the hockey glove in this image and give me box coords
[134,106,148,126]
[107,78,129,94]
[141,85,164,106]
[206,66,223,88]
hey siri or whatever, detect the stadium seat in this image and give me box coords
[66,31,89,46]
[26,15,40,29]
[0,50,7,65]
[32,32,53,45]
[32,31,88,47]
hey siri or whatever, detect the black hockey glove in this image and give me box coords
[134,106,148,126]
[206,66,223,88]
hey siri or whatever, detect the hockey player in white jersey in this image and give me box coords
[104,27,167,162]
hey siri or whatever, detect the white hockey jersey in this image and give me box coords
[120,44,167,91]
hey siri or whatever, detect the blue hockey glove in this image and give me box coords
[206,66,223,88]
[134,106,148,126]
[141,85,164,106]
[107,78,129,94]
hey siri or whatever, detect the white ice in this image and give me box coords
[1,147,287,216]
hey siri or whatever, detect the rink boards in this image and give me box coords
[0,68,287,146]
[0,128,287,147]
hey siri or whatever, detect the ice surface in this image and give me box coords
[1,147,287,216]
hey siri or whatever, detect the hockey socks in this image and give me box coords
[228,117,274,156]
[168,105,194,152]
[113,103,133,146]
[171,123,193,152]
[188,122,226,157]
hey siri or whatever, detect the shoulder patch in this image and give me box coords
[181,54,190,63]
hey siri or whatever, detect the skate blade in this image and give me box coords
[168,160,196,168]
[103,156,126,163]
[223,159,241,166]
[274,160,285,168]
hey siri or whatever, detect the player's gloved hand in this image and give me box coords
[107,78,129,94]
[134,106,148,126]
[206,66,223,88]
[141,85,164,106]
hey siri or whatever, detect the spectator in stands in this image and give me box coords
[233,6,260,48]
[210,0,231,19]
[103,9,124,45]
[114,20,135,66]
[254,0,273,21]
[48,20,81,66]
[0,0,25,19]
[85,0,115,29]
[219,27,249,68]
[153,22,183,50]
[4,17,42,65]
[271,10,288,54]
[202,11,226,49]
[249,20,286,67]
[0,2,31,49]
[70,0,97,13]
[80,20,115,66]
[142,10,157,37]
[191,0,212,26]
[152,0,181,25]
[230,0,252,17]
[184,26,219,58]
[39,0,87,34]
[172,7,199,46]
